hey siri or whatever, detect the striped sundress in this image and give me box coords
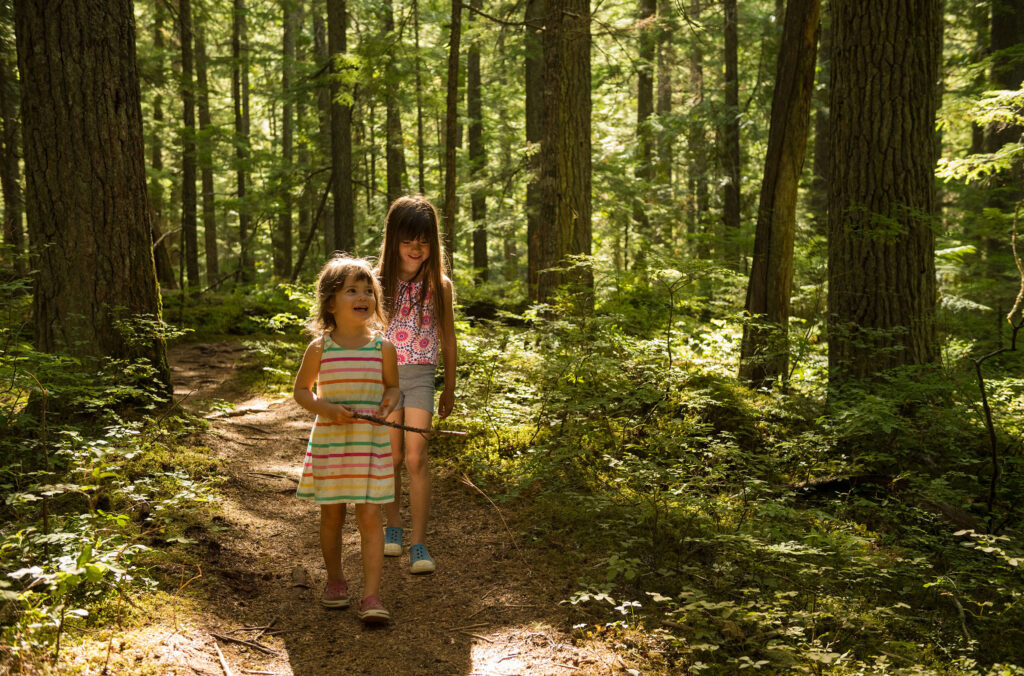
[295,333,395,504]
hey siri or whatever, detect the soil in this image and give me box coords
[110,341,632,676]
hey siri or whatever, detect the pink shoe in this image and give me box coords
[321,579,350,608]
[358,595,390,625]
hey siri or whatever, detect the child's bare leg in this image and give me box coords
[320,504,346,581]
[355,503,384,598]
[383,408,404,527]
[403,407,432,546]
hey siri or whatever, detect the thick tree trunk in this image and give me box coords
[384,0,408,206]
[468,0,487,282]
[15,0,169,387]
[443,0,462,265]
[739,0,820,388]
[0,5,24,276]
[721,0,741,267]
[525,0,545,297]
[827,0,940,384]
[537,0,592,305]
[233,0,254,282]
[147,6,177,289]
[179,0,199,288]
[195,18,219,285]
[275,0,296,278]
[655,0,674,197]
[328,0,355,254]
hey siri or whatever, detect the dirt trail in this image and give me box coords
[142,341,628,676]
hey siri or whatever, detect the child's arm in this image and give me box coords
[377,340,401,418]
[293,337,356,424]
[438,278,458,419]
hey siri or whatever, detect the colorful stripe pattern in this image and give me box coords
[296,334,395,504]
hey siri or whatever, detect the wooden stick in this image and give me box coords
[350,411,467,436]
[213,641,234,676]
[209,632,279,655]
[459,631,494,643]
[247,472,299,483]
[252,616,278,641]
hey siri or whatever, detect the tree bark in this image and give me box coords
[276,0,296,278]
[328,0,355,254]
[443,0,462,266]
[314,13,333,255]
[655,0,674,197]
[233,0,254,282]
[537,0,592,305]
[194,16,219,285]
[721,0,741,267]
[808,8,830,237]
[468,0,487,281]
[739,0,820,388]
[0,1,24,275]
[179,0,199,288]
[827,0,940,384]
[414,0,426,195]
[525,0,545,298]
[15,0,170,387]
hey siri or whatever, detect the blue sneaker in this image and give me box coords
[384,527,403,557]
[409,544,436,574]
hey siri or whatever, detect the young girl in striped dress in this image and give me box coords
[294,256,401,623]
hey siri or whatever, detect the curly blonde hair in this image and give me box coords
[307,255,386,335]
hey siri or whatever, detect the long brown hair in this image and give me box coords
[307,255,386,335]
[375,195,452,342]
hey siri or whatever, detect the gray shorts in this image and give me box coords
[397,364,437,414]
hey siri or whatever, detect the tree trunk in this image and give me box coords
[0,2,24,276]
[721,0,741,267]
[655,0,674,198]
[739,0,820,388]
[275,0,296,278]
[295,2,311,270]
[808,8,830,237]
[314,13,333,255]
[827,0,940,385]
[179,0,199,288]
[147,4,176,289]
[15,0,170,387]
[233,0,254,282]
[686,0,709,259]
[328,0,355,254]
[414,0,426,195]
[468,0,487,282]
[633,0,656,262]
[384,0,408,206]
[537,0,592,305]
[194,16,219,285]
[525,0,545,298]
[984,0,1024,203]
[443,0,462,266]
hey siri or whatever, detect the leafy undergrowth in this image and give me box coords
[438,292,1024,674]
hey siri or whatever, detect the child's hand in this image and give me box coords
[376,388,400,419]
[438,386,455,419]
[329,403,357,424]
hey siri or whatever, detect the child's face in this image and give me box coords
[328,275,377,328]
[398,236,431,271]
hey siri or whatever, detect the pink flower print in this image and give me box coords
[401,305,412,317]
[417,336,433,351]
[393,329,411,345]
[397,353,407,364]
[422,315,431,327]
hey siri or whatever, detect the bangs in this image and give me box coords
[395,207,437,242]
[343,267,374,285]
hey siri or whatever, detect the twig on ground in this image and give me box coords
[350,411,468,436]
[206,407,270,420]
[248,472,299,483]
[213,641,234,676]
[459,631,494,643]
[209,632,280,655]
[252,616,278,641]
[449,622,488,631]
[216,420,273,434]
[240,671,275,675]
[550,664,580,671]
[498,653,521,662]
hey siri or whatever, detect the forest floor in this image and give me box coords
[68,341,633,676]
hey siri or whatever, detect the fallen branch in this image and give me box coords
[209,632,279,656]
[350,411,468,436]
[213,641,234,676]
[459,631,494,643]
[247,472,299,483]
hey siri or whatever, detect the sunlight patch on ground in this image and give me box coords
[468,625,620,675]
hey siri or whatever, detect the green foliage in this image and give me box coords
[165,283,313,340]
[439,284,1024,673]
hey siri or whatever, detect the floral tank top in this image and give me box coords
[385,279,439,365]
